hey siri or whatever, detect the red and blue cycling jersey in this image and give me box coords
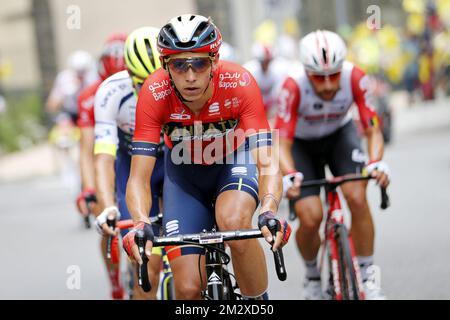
[132,61,272,164]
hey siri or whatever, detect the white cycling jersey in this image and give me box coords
[243,57,290,113]
[276,61,379,140]
[94,70,136,157]
[48,68,98,115]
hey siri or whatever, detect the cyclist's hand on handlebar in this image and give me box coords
[258,211,292,251]
[122,222,154,265]
[76,188,96,216]
[95,206,120,236]
[365,161,390,188]
[282,172,303,199]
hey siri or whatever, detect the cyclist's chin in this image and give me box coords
[181,88,204,100]
[318,90,338,101]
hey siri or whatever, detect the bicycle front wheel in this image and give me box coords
[335,225,362,300]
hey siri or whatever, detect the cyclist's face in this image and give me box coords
[307,71,341,101]
[165,52,216,102]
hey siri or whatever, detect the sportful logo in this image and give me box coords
[231,167,247,176]
[208,102,220,115]
[166,220,179,236]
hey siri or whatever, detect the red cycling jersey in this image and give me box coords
[76,79,103,128]
[275,62,379,140]
[132,61,271,164]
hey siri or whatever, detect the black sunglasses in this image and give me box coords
[166,57,214,74]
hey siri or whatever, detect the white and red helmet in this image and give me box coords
[299,30,347,75]
[98,33,127,80]
[157,14,222,58]
[251,42,274,62]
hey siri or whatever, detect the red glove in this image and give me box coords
[122,222,154,259]
[76,188,96,216]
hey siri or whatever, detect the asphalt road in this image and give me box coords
[1,124,450,300]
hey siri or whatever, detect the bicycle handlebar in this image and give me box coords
[294,174,390,210]
[151,228,287,282]
[106,213,163,261]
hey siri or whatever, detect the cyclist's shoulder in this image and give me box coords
[95,71,134,110]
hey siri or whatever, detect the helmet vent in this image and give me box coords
[312,56,319,66]
[133,41,150,74]
[322,48,328,64]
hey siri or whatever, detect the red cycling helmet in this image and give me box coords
[157,14,222,58]
[98,33,127,80]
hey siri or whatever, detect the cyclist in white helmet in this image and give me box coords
[46,50,98,123]
[275,30,390,300]
[244,42,290,127]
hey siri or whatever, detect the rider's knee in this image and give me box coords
[345,189,368,212]
[218,211,249,232]
[175,280,202,300]
[297,201,322,231]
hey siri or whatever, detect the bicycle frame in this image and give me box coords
[323,188,365,300]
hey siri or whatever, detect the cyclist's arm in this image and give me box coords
[126,79,165,225]
[77,91,96,191]
[351,66,384,162]
[275,77,301,174]
[46,72,67,114]
[240,73,282,213]
[126,155,155,224]
[79,127,96,190]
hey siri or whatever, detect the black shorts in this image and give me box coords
[293,121,367,199]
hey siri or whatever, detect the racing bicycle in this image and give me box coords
[289,174,390,300]
[136,220,287,300]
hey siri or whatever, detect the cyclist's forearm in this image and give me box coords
[278,138,296,174]
[125,155,155,225]
[253,146,282,213]
[125,176,151,224]
[94,154,116,211]
[365,127,384,162]
[79,129,96,190]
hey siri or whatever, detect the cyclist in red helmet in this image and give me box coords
[75,33,127,299]
[122,14,291,300]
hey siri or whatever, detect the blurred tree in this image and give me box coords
[31,0,57,104]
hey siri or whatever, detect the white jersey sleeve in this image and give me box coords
[94,71,136,157]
